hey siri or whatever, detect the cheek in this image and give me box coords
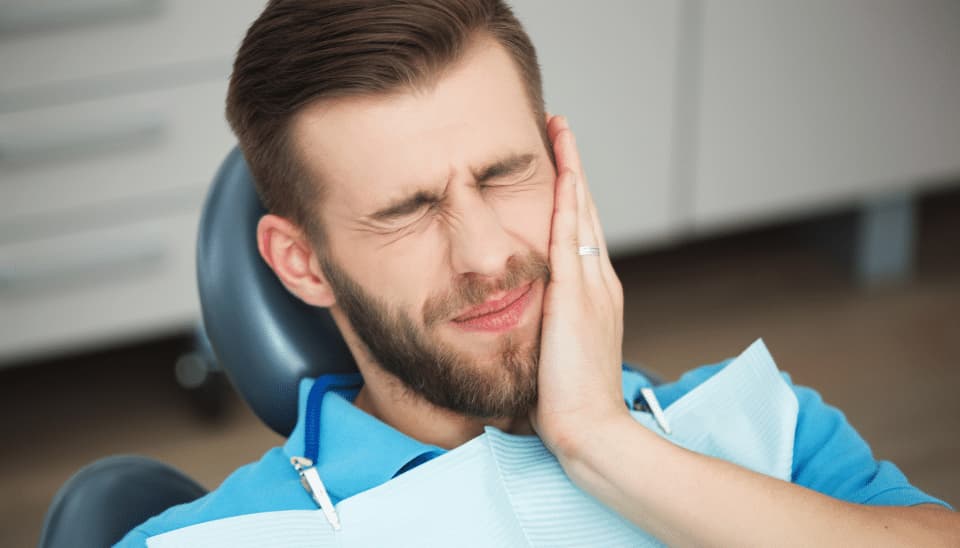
[381,230,460,321]
[492,188,554,254]
[328,229,446,316]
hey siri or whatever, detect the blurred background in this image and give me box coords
[1,0,958,545]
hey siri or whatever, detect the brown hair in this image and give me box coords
[225,0,546,240]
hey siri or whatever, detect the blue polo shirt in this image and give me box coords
[116,361,950,546]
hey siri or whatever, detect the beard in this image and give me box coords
[319,251,550,418]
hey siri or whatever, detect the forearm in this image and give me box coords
[558,414,960,547]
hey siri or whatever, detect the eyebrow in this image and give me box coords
[472,152,537,185]
[366,152,538,222]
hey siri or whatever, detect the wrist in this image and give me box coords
[551,410,641,469]
[553,412,676,519]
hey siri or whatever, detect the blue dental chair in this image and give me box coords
[38,147,355,548]
[39,147,663,548]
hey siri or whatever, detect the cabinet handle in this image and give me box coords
[0,0,163,33]
[0,115,166,167]
[0,242,168,295]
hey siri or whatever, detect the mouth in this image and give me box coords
[451,282,534,333]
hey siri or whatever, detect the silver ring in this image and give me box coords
[578,246,601,256]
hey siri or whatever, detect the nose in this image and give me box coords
[446,194,518,279]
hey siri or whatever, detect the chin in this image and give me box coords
[448,322,539,356]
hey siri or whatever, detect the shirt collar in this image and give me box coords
[284,374,444,502]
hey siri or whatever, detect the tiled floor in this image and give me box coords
[2,190,957,546]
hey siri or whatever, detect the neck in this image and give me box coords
[352,365,534,450]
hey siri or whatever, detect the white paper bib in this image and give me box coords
[148,339,797,547]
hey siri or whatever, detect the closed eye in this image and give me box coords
[389,201,441,234]
[475,154,539,191]
[369,191,441,223]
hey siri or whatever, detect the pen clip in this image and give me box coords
[291,456,342,531]
[639,387,672,435]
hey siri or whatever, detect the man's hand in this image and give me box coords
[529,115,960,547]
[530,114,630,460]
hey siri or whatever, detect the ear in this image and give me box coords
[256,214,336,307]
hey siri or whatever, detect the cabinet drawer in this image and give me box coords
[0,79,234,223]
[0,205,203,364]
[0,0,266,94]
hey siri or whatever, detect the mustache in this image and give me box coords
[422,251,551,326]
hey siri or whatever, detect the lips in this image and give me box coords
[451,283,533,333]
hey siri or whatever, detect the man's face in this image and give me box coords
[291,38,556,418]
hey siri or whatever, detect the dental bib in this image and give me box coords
[148,340,798,547]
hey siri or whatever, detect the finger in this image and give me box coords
[547,113,561,137]
[548,113,568,141]
[553,130,604,285]
[551,120,608,250]
[550,123,606,287]
[575,165,620,296]
[548,119,601,234]
[548,167,582,286]
[548,116,573,169]
[551,122,618,289]
[547,114,567,152]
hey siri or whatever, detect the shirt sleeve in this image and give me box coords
[642,360,952,510]
[790,381,952,509]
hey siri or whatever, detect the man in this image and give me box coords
[118,0,957,545]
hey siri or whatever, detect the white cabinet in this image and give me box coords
[0,191,205,359]
[512,1,960,242]
[0,0,267,93]
[690,0,960,233]
[509,0,682,252]
[0,1,267,365]
[0,80,235,221]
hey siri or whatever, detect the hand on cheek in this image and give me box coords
[531,115,628,459]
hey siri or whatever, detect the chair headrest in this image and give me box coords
[197,147,356,437]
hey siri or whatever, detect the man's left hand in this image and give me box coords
[530,114,631,460]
